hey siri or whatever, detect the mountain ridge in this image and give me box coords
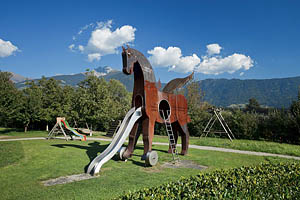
[10,67,300,108]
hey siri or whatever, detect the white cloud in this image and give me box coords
[73,20,137,62]
[148,47,182,67]
[148,44,254,75]
[196,53,253,75]
[96,20,112,29]
[87,23,136,55]
[78,23,94,35]
[148,47,200,73]
[69,44,75,51]
[0,38,19,58]
[174,54,201,73]
[78,45,84,52]
[88,53,101,62]
[206,43,222,55]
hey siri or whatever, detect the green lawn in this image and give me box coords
[0,127,49,138]
[0,139,297,200]
[1,128,300,157]
[0,141,24,168]
[150,135,300,157]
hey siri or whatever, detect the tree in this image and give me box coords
[0,72,22,127]
[186,80,211,137]
[75,75,112,130]
[186,80,205,111]
[107,79,131,120]
[16,81,43,132]
[38,77,65,129]
[290,87,300,136]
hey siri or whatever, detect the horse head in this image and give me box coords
[122,46,137,75]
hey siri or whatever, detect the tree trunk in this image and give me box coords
[24,122,29,132]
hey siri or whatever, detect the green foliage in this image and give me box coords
[228,110,260,139]
[186,80,204,111]
[188,108,211,137]
[1,72,131,132]
[188,108,300,144]
[118,162,300,199]
[15,72,300,108]
[0,72,23,127]
[3,69,300,144]
[15,81,44,131]
[75,76,130,131]
[290,87,300,136]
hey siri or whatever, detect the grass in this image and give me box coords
[0,127,105,138]
[136,135,300,157]
[0,127,48,138]
[2,127,300,157]
[0,139,297,200]
[0,141,24,168]
[192,137,300,157]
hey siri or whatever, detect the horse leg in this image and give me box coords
[133,123,142,148]
[178,123,189,155]
[123,121,139,159]
[141,117,155,159]
[168,122,179,153]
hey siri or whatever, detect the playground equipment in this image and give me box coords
[106,120,121,137]
[87,107,142,175]
[73,120,93,136]
[121,46,192,160]
[87,46,193,175]
[48,117,87,141]
[201,108,235,141]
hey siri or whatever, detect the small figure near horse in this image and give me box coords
[121,46,193,161]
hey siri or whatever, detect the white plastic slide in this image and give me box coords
[87,107,142,175]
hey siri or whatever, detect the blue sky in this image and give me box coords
[0,0,299,82]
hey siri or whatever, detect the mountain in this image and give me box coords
[103,70,134,91]
[199,77,300,108]
[15,66,119,88]
[13,66,300,108]
[0,71,29,83]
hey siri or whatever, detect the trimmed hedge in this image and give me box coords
[117,162,300,199]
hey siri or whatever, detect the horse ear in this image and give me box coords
[126,44,130,49]
[122,46,125,52]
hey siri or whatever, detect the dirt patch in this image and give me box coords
[141,164,164,173]
[42,173,96,186]
[140,160,207,173]
[162,160,207,170]
[0,136,12,139]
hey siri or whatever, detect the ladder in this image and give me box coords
[160,110,180,163]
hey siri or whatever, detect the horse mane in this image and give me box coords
[129,48,156,83]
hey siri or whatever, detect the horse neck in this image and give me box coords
[135,54,156,83]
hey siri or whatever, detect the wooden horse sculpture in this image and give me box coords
[121,46,193,160]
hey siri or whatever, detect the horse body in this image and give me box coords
[122,47,191,159]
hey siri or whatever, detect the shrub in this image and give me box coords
[117,162,300,199]
[188,108,211,137]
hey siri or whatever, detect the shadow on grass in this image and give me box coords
[134,144,169,154]
[51,141,108,172]
[51,141,173,171]
[0,128,23,134]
